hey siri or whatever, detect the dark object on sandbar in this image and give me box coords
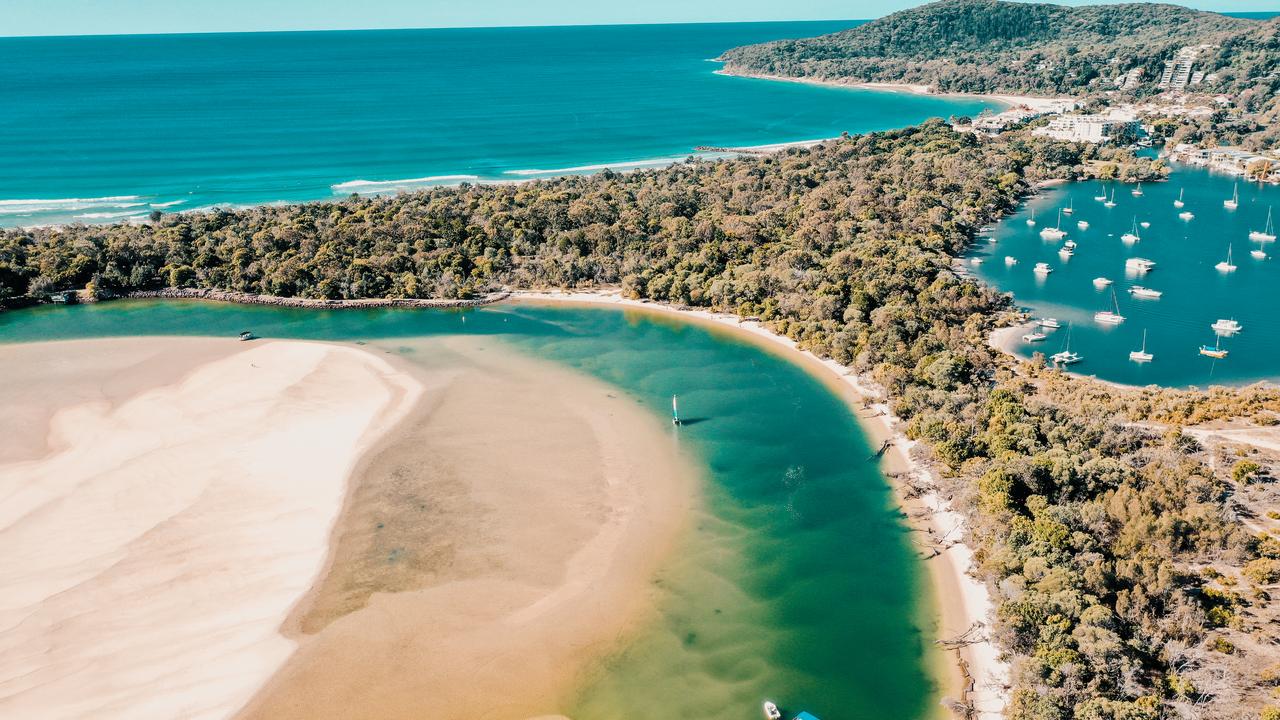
[239,330,257,341]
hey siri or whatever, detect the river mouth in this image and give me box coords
[0,299,948,720]
[970,163,1280,388]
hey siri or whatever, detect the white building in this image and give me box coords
[1032,113,1140,143]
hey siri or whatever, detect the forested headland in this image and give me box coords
[2,121,1277,718]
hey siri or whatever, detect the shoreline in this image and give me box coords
[505,289,1011,719]
[715,67,1076,113]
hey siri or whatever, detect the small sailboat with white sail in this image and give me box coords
[1094,287,1125,325]
[1129,329,1154,363]
[1104,188,1117,208]
[1051,324,1083,365]
[1173,188,1185,208]
[1224,182,1239,210]
[1063,199,1074,215]
[1040,209,1067,240]
[1252,248,1268,259]
[1026,209,1037,227]
[1215,244,1237,272]
[1131,182,1144,197]
[1094,187,1108,202]
[1121,217,1140,244]
[1249,206,1276,242]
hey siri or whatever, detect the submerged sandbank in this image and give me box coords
[237,335,697,720]
[509,290,1011,719]
[0,338,420,720]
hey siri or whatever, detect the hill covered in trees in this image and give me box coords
[3,122,1277,718]
[718,0,1276,100]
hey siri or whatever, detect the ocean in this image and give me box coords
[971,164,1280,388]
[0,22,997,227]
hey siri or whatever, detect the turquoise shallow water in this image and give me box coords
[0,22,996,227]
[971,164,1280,388]
[0,300,942,720]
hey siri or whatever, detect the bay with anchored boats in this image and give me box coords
[971,162,1280,388]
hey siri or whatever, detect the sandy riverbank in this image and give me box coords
[0,334,697,720]
[508,290,1011,719]
[236,335,697,720]
[0,337,420,720]
[716,67,1074,114]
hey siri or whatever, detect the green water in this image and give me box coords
[0,300,940,720]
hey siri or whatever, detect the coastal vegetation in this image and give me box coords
[1,120,1275,718]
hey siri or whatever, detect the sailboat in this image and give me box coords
[1121,217,1140,244]
[1200,336,1228,359]
[1063,199,1075,215]
[1094,187,1108,202]
[1129,330,1154,362]
[1252,248,1268,259]
[1174,189,1185,208]
[1094,287,1126,325]
[1040,209,1067,240]
[1131,181,1144,197]
[1215,244,1237,272]
[1026,209,1037,227]
[1224,182,1239,210]
[1051,324,1083,365]
[1179,210,1195,221]
[1249,206,1276,242]
[1104,188,1117,208]
[671,395,681,426]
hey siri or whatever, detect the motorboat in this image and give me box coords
[1125,257,1156,272]
[1077,220,1090,229]
[1022,330,1048,342]
[1212,318,1243,335]
[1179,211,1194,220]
[1140,221,1151,229]
[1037,318,1062,329]
[764,701,783,720]
[1128,286,1162,299]
[1093,277,1113,287]
[1004,255,1018,266]
[1200,338,1228,358]
[1034,262,1052,274]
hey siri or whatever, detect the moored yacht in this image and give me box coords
[1179,210,1194,220]
[1037,317,1062,329]
[1040,209,1067,240]
[1026,209,1037,227]
[1125,257,1156,272]
[1063,199,1074,215]
[1093,287,1125,325]
[1128,286,1162,299]
[1140,221,1151,229]
[1034,262,1052,274]
[1104,188,1117,208]
[1004,255,1018,266]
[1022,330,1048,342]
[1252,248,1268,259]
[1131,182,1144,197]
[1249,206,1276,242]
[764,701,782,720]
[1215,244,1237,272]
[1212,318,1243,335]
[1174,188,1185,208]
[1200,337,1228,359]
[1121,217,1140,244]
[1077,220,1089,229]
[1093,276,1113,287]
[1129,329,1154,363]
[1224,182,1239,210]
[1051,324,1082,365]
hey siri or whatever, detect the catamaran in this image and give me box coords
[1040,209,1067,240]
[1077,220,1090,229]
[1215,244,1237,272]
[1121,217,1140,244]
[1093,276,1113,287]
[1212,318,1243,335]
[1129,329,1154,363]
[1063,199,1075,215]
[1094,287,1125,324]
[1131,182,1144,197]
[1004,255,1018,266]
[1179,210,1194,221]
[1224,182,1239,210]
[1174,189,1185,208]
[1249,206,1276,242]
[1034,262,1052,274]
[1051,324,1083,365]
[1104,188,1117,208]
[1128,286,1162,299]
[1200,337,1228,359]
[1125,257,1156,272]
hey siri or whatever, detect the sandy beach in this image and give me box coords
[716,67,1075,114]
[0,338,420,720]
[508,289,1012,719]
[0,334,696,720]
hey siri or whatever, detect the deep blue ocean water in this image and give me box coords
[0,22,996,227]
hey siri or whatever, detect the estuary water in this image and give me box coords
[0,22,996,227]
[0,300,946,720]
[971,163,1280,388]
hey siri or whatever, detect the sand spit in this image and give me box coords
[0,338,420,720]
[236,336,696,720]
[508,290,1011,719]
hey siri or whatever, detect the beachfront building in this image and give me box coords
[1170,143,1280,181]
[1032,112,1140,144]
[967,100,1078,136]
